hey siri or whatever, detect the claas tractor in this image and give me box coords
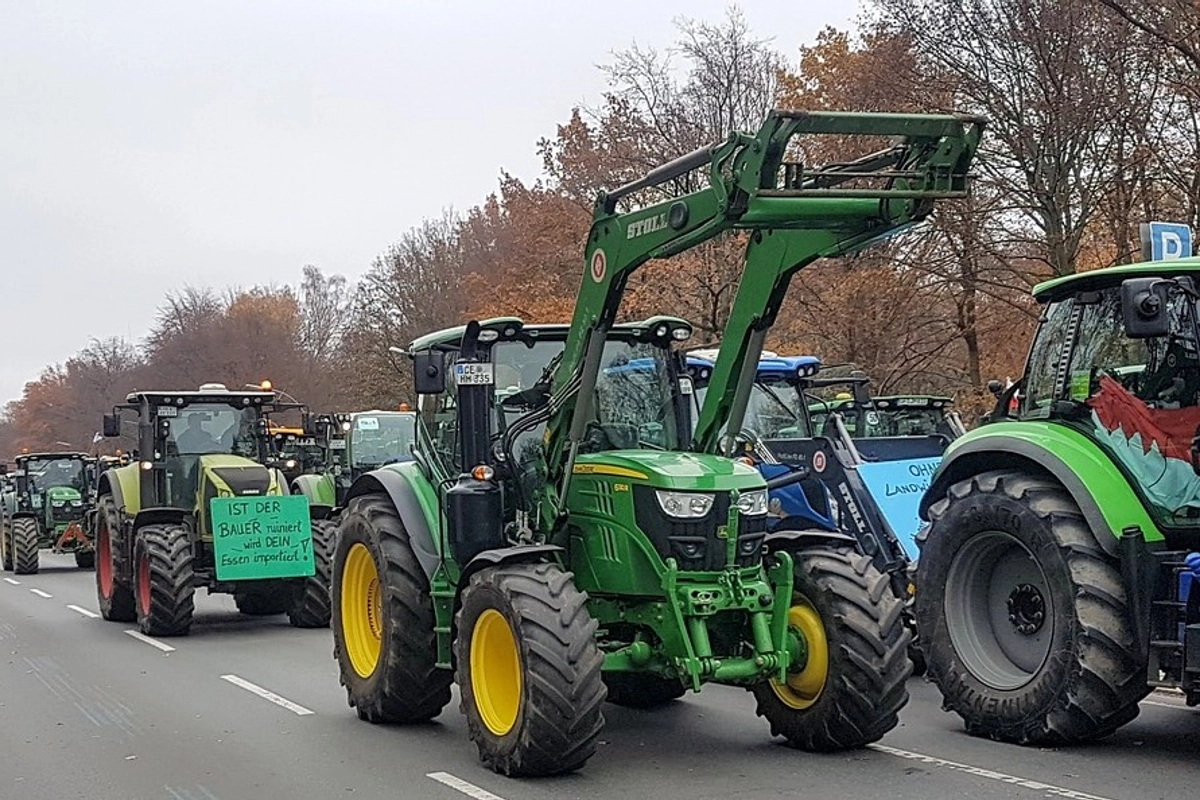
[328,110,982,777]
[916,258,1200,744]
[291,410,416,519]
[95,383,331,635]
[1,452,97,573]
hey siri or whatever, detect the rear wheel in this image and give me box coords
[75,549,95,570]
[12,518,40,575]
[456,562,606,777]
[751,545,911,751]
[95,495,135,622]
[287,519,334,628]
[917,470,1147,744]
[134,524,195,637]
[603,673,686,709]
[332,494,451,723]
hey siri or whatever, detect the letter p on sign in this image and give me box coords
[1141,221,1194,261]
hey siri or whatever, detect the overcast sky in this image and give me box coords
[1,0,858,405]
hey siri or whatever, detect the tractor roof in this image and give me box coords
[686,352,821,382]
[873,395,953,409]
[407,316,693,353]
[1033,257,1200,302]
[15,451,91,462]
[123,386,277,404]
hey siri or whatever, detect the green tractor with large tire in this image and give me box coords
[94,383,332,636]
[917,258,1200,744]
[328,110,982,776]
[291,409,416,518]
[1,451,97,574]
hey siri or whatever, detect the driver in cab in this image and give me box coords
[175,413,222,454]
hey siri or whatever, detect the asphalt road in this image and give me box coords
[2,554,1199,800]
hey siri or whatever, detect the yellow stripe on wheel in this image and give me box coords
[470,608,523,736]
[771,598,829,710]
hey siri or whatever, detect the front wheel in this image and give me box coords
[12,518,40,575]
[95,495,135,622]
[456,563,606,777]
[751,545,911,751]
[917,470,1148,744]
[1,517,12,572]
[286,519,334,628]
[133,524,195,637]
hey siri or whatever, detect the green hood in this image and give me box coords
[45,485,82,502]
[573,451,764,491]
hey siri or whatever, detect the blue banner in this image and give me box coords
[856,457,941,560]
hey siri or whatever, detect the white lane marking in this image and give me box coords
[219,674,313,716]
[427,772,508,800]
[4,578,21,585]
[123,630,176,652]
[29,589,53,598]
[869,743,1119,800]
[1144,698,1194,711]
[67,604,100,619]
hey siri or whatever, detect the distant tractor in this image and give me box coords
[291,410,416,518]
[0,452,97,574]
[95,383,331,635]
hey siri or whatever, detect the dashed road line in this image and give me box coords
[67,604,100,619]
[29,588,53,598]
[1143,698,1194,711]
[4,578,20,585]
[427,772,508,800]
[869,743,1120,800]
[219,674,313,716]
[123,630,176,652]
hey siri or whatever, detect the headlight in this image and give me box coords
[655,490,714,519]
[735,488,768,516]
[52,500,65,508]
[71,500,82,506]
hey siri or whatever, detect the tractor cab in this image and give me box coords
[291,409,416,515]
[265,423,326,483]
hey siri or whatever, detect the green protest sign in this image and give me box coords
[210,495,315,581]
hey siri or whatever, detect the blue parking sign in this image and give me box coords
[1140,221,1193,261]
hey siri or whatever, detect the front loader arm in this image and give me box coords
[533,110,985,531]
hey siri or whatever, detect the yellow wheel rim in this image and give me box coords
[470,608,522,736]
[771,598,829,710]
[341,543,383,679]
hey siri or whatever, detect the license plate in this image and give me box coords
[455,363,494,386]
[157,405,178,417]
[329,440,347,450]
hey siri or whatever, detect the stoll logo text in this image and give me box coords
[627,212,669,239]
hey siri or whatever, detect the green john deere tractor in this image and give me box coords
[329,110,982,776]
[95,383,332,635]
[1,452,97,573]
[917,257,1200,744]
[291,410,416,518]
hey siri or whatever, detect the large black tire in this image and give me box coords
[95,494,135,622]
[75,549,95,570]
[332,494,451,723]
[133,524,195,637]
[456,563,606,777]
[1,517,12,572]
[603,673,686,709]
[12,518,40,575]
[751,545,911,751]
[286,518,334,628]
[917,470,1148,744]
[235,589,287,615]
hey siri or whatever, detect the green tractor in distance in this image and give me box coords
[291,410,416,518]
[328,110,981,777]
[1,452,97,573]
[802,367,966,443]
[916,257,1200,744]
[95,383,332,636]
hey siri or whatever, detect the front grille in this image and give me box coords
[632,486,766,571]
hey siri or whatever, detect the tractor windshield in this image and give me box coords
[1027,284,1200,525]
[23,457,86,493]
[349,414,415,470]
[166,404,260,457]
[592,341,682,450]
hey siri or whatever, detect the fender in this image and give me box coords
[292,473,336,520]
[132,507,188,531]
[765,529,857,552]
[344,462,441,581]
[459,544,566,588]
[98,464,140,517]
[920,422,1163,556]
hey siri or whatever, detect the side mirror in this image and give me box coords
[0,463,7,475]
[413,351,445,395]
[1121,277,1170,338]
[102,414,122,438]
[986,379,1003,397]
